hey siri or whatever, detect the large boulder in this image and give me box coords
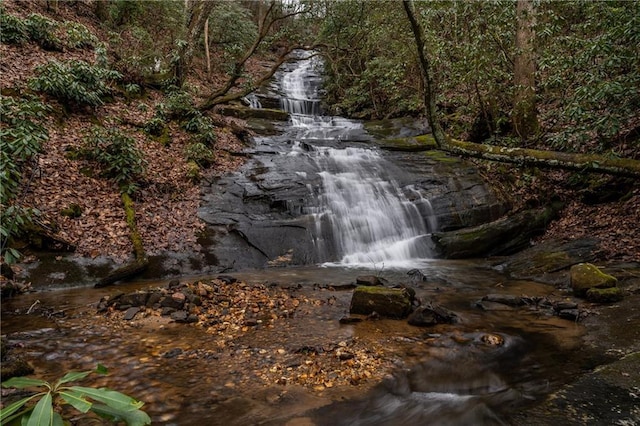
[431,203,563,258]
[570,263,617,297]
[349,286,412,319]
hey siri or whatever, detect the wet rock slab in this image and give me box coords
[513,352,640,425]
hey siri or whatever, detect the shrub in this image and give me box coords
[143,116,166,137]
[0,9,28,44]
[162,89,195,120]
[62,21,98,49]
[184,141,215,168]
[29,60,122,108]
[82,126,146,193]
[0,95,49,263]
[0,364,151,425]
[24,13,62,51]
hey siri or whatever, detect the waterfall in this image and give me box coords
[280,52,437,267]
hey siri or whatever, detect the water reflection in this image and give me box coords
[1,262,586,425]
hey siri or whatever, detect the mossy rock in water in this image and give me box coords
[349,286,412,319]
[586,287,624,303]
[570,263,617,297]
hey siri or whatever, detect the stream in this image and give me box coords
[0,52,602,425]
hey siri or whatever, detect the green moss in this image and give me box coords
[121,192,145,260]
[586,287,624,303]
[571,263,617,297]
[423,150,460,164]
[378,134,438,152]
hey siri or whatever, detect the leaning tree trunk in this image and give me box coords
[402,0,447,148]
[95,192,148,288]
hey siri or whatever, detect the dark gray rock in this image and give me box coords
[160,293,185,310]
[123,307,141,321]
[431,203,563,259]
[118,292,149,307]
[482,294,525,307]
[356,275,385,286]
[475,301,514,311]
[407,303,458,326]
[557,309,580,321]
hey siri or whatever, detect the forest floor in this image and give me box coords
[2,0,639,272]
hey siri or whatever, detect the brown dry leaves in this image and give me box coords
[103,278,394,392]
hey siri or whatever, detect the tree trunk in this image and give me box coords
[402,0,640,179]
[204,17,211,75]
[513,0,538,140]
[198,2,310,110]
[173,0,216,86]
[402,0,447,148]
[444,138,640,178]
[95,192,148,288]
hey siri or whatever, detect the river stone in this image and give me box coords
[557,309,580,321]
[123,307,141,321]
[349,287,412,319]
[475,301,514,311]
[118,292,149,307]
[586,287,624,303]
[570,263,617,297]
[160,295,184,310]
[356,275,386,286]
[482,294,525,307]
[407,303,458,327]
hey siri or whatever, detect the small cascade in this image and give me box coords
[280,54,322,116]
[278,53,438,267]
[243,93,262,109]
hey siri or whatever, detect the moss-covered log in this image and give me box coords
[443,138,640,178]
[431,202,563,258]
[95,192,148,288]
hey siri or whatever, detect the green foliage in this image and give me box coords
[318,1,421,119]
[104,1,184,84]
[81,126,146,193]
[184,141,215,168]
[24,13,62,51]
[143,116,166,137]
[207,2,258,65]
[0,8,28,44]
[0,95,49,263]
[182,111,217,145]
[28,60,122,108]
[537,1,640,152]
[160,88,195,120]
[62,21,98,49]
[0,364,151,426]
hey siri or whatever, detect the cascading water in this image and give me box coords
[280,52,437,267]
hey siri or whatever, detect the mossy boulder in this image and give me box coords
[349,286,412,319]
[586,287,624,303]
[570,263,617,297]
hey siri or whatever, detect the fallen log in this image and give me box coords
[95,192,148,288]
